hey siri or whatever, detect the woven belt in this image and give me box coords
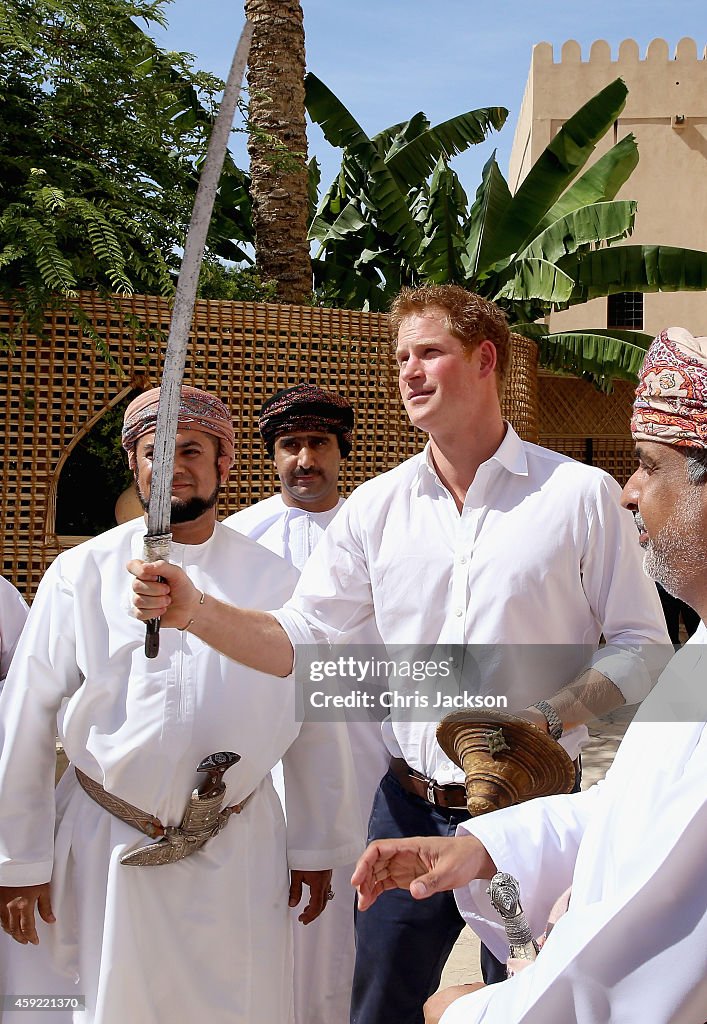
[389,757,468,811]
[75,767,252,838]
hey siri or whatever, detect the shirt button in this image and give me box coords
[440,762,450,771]
[459,556,468,565]
[455,608,463,617]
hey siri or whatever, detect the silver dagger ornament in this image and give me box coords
[121,751,241,866]
[487,871,539,965]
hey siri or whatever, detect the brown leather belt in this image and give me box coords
[75,767,251,838]
[389,757,468,811]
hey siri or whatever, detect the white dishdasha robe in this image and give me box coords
[0,520,360,1024]
[0,573,29,689]
[225,494,389,1024]
[442,624,707,1023]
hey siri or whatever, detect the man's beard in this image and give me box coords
[640,488,703,599]
[135,479,221,523]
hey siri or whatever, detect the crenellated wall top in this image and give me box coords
[532,37,705,65]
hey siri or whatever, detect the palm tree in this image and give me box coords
[244,0,312,303]
[306,76,707,389]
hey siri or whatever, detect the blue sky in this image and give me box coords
[150,0,706,203]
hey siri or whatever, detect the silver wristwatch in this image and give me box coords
[531,699,563,741]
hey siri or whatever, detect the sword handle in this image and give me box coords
[142,537,171,660]
[145,617,160,658]
[144,574,166,658]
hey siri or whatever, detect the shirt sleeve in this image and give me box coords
[454,787,599,962]
[272,496,376,650]
[0,576,30,683]
[281,719,365,871]
[581,474,671,703]
[443,727,707,1023]
[0,558,82,885]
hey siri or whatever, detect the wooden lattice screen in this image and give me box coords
[0,294,632,601]
[537,373,636,486]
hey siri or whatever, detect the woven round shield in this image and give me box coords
[436,710,575,816]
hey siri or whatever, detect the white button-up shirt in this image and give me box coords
[274,426,669,776]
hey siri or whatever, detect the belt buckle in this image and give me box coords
[426,778,436,804]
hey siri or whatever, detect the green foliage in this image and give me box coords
[306,75,707,388]
[0,0,253,340]
[82,400,135,499]
[306,72,508,310]
[197,260,278,302]
[56,394,136,535]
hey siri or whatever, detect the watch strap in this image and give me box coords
[532,699,563,741]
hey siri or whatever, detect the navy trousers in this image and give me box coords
[350,770,506,1024]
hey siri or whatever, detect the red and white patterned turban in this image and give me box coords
[121,386,236,468]
[631,328,707,449]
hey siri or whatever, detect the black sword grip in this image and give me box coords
[145,618,160,659]
[143,573,166,659]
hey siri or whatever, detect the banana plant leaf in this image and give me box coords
[376,112,430,157]
[538,135,639,232]
[495,257,576,304]
[536,329,654,389]
[304,73,422,258]
[561,245,707,303]
[463,152,513,280]
[385,107,508,191]
[312,256,388,310]
[309,201,369,246]
[480,78,629,268]
[307,156,321,224]
[518,200,637,264]
[417,159,469,283]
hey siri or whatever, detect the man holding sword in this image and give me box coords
[0,387,359,1024]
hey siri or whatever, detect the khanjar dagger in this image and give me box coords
[487,871,539,966]
[120,751,242,866]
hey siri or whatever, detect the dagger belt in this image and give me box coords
[75,751,250,866]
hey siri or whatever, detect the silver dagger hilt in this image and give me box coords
[487,871,539,962]
[196,751,241,799]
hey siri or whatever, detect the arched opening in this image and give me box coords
[50,388,143,542]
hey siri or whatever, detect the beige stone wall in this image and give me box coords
[509,38,707,336]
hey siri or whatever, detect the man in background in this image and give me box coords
[225,384,388,1024]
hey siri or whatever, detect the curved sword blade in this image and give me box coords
[143,21,253,658]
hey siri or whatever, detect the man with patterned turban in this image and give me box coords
[351,327,707,1024]
[0,386,360,1024]
[224,384,388,1024]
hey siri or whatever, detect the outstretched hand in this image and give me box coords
[127,559,202,630]
[351,835,496,911]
